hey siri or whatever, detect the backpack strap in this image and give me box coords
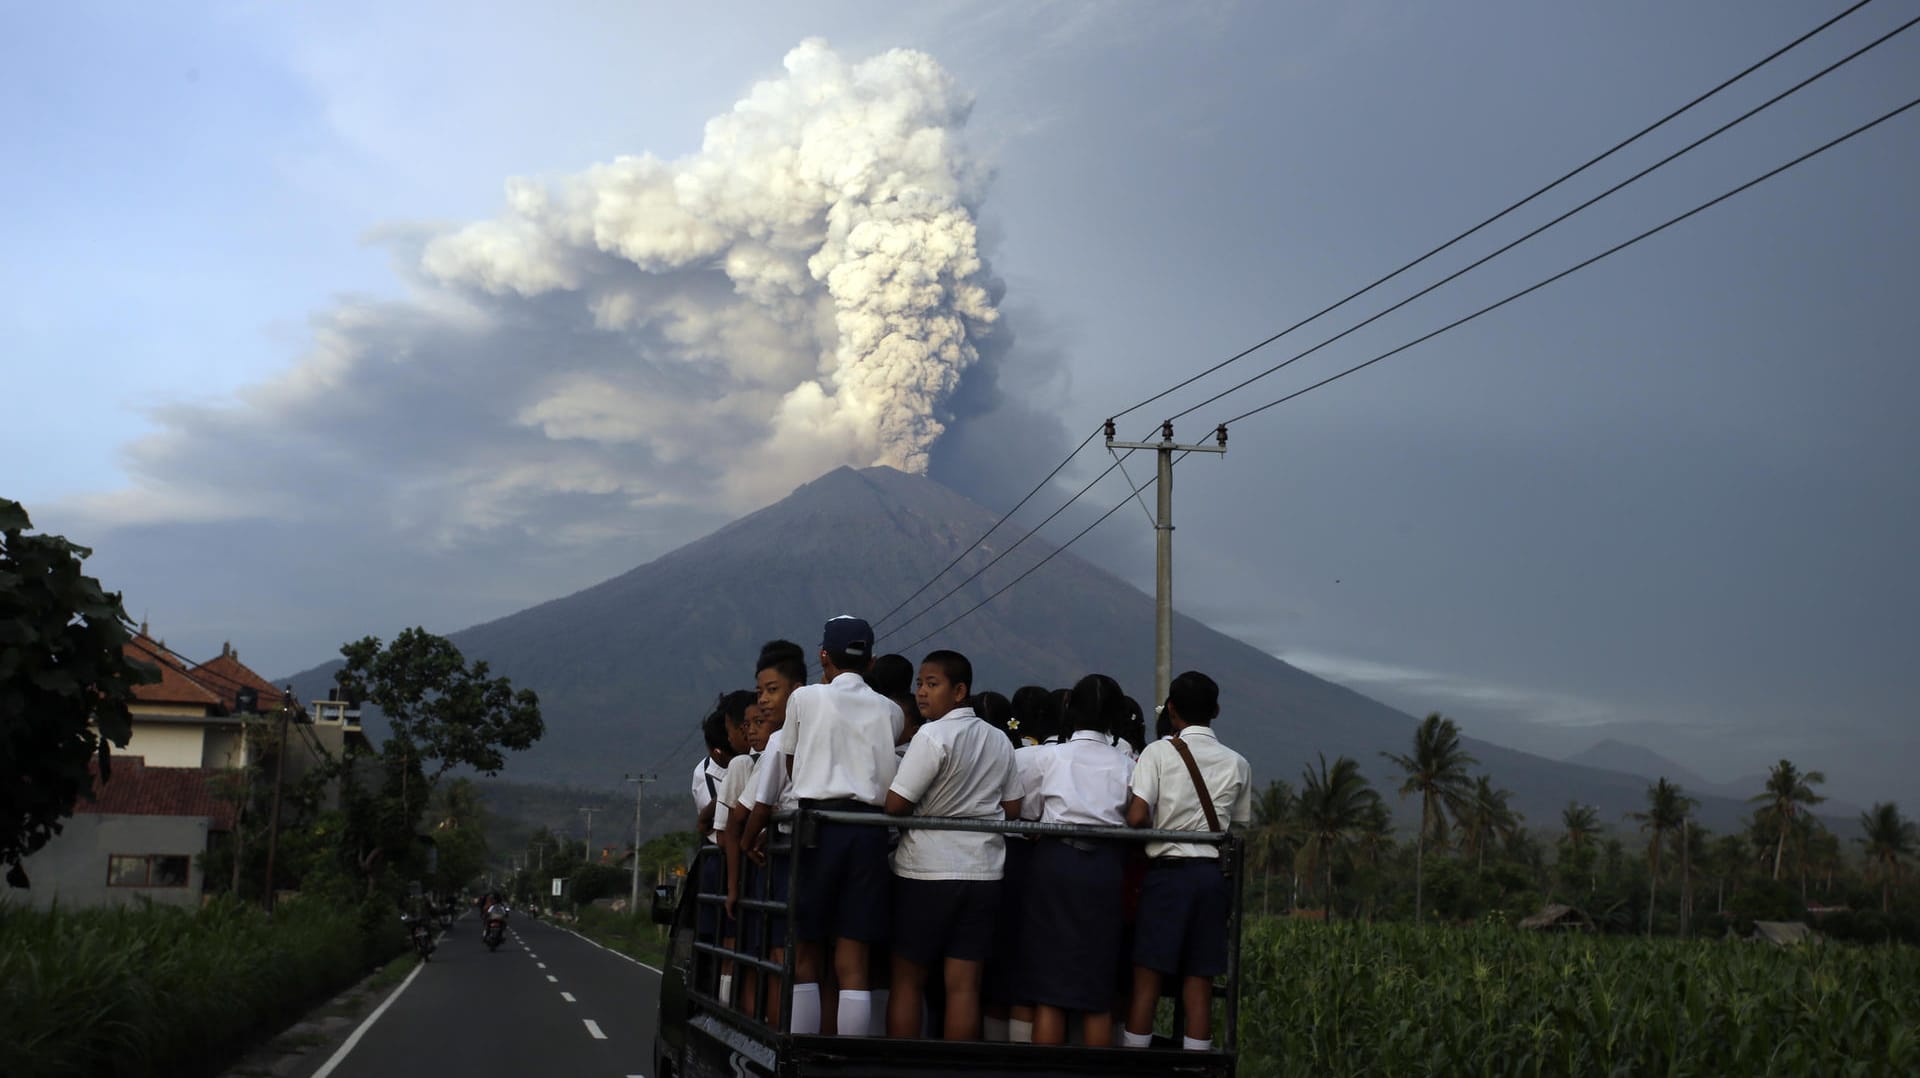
[1169,734,1223,833]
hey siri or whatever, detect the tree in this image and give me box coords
[1751,759,1825,881]
[1294,753,1382,919]
[1857,802,1916,914]
[1627,777,1696,936]
[0,499,157,887]
[1381,713,1477,924]
[1247,779,1297,916]
[1557,802,1600,899]
[1460,775,1521,873]
[335,628,544,829]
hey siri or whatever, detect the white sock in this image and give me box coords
[982,1016,1009,1042]
[1121,1028,1153,1048]
[1009,1018,1034,1044]
[868,990,889,1036]
[718,974,733,1003]
[1183,1035,1213,1052]
[792,983,822,1034]
[837,989,872,1037]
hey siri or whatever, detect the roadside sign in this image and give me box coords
[551,877,563,896]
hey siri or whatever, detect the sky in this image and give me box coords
[5,1,1916,806]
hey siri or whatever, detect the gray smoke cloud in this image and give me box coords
[74,39,1008,544]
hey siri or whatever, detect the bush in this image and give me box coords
[0,896,405,1077]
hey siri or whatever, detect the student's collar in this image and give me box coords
[1068,729,1108,744]
[1176,724,1220,741]
[829,671,866,686]
[930,706,977,723]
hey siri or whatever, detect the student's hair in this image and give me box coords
[756,639,807,686]
[701,706,732,752]
[823,647,872,674]
[720,689,758,726]
[1064,673,1125,734]
[865,653,914,701]
[1049,688,1073,744]
[972,690,1015,744]
[1116,695,1147,754]
[1010,685,1056,744]
[1166,670,1221,725]
[920,649,972,693]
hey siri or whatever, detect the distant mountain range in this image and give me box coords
[286,465,1771,833]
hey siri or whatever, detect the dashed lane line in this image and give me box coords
[561,991,576,1002]
[583,1019,607,1040]
[547,974,558,982]
[547,922,665,974]
[538,962,548,969]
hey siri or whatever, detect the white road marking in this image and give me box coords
[561,991,576,1002]
[310,962,426,1078]
[547,974,558,982]
[537,962,548,969]
[549,922,665,974]
[583,1018,607,1040]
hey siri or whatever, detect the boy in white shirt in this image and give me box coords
[884,650,1020,1040]
[1121,671,1252,1053]
[738,641,806,1026]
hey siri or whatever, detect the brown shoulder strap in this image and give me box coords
[1169,735,1223,833]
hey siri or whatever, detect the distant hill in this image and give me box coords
[1564,738,1861,821]
[286,465,1765,831]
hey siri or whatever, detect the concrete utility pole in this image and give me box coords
[262,687,297,911]
[1105,419,1228,707]
[625,773,659,911]
[579,807,596,863]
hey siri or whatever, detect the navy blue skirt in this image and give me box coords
[984,836,1034,1005]
[1022,840,1126,1012]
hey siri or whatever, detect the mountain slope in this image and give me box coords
[287,465,1759,830]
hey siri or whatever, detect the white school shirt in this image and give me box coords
[786,672,901,805]
[1023,730,1135,828]
[1012,742,1052,822]
[692,757,727,819]
[889,707,1019,880]
[745,727,796,827]
[712,751,760,840]
[1128,725,1253,859]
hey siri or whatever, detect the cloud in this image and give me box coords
[1277,648,1623,730]
[71,39,1011,546]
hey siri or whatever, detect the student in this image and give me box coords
[884,650,1019,1040]
[1115,696,1147,758]
[1121,671,1252,1052]
[693,703,739,964]
[738,641,807,1025]
[778,616,902,1037]
[972,690,1014,745]
[987,688,1060,1042]
[1018,674,1136,1046]
[865,652,921,755]
[710,690,759,1006]
[1009,685,1054,747]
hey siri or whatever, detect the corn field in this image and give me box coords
[1237,919,1918,1077]
[0,896,402,1078]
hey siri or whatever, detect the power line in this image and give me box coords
[868,0,1875,630]
[1216,90,1920,428]
[1166,6,1920,425]
[1106,0,1880,426]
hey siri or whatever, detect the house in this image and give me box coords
[1519,904,1596,932]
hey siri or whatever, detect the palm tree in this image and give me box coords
[1706,833,1747,914]
[1460,775,1521,872]
[1557,802,1599,899]
[1751,760,1825,880]
[1294,754,1383,919]
[1627,777,1696,937]
[1248,780,1297,916]
[1381,713,1477,923]
[1858,802,1917,914]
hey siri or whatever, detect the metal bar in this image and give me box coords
[783,837,801,1034]
[804,809,1231,846]
[693,940,786,976]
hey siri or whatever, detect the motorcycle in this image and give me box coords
[483,903,509,951]
[402,913,436,961]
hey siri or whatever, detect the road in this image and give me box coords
[315,914,663,1078]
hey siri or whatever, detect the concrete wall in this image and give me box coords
[15,815,211,910]
[121,723,206,768]
[202,727,250,770]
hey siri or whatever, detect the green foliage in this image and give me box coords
[0,895,404,1077]
[0,499,157,887]
[1381,713,1478,923]
[572,905,670,967]
[1238,919,1920,1077]
[570,862,632,905]
[335,628,544,787]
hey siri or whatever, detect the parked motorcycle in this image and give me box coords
[402,913,436,961]
[482,902,509,951]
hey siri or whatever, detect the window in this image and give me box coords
[106,854,192,888]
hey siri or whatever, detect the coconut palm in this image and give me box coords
[1294,753,1382,919]
[1628,777,1696,937]
[1751,760,1826,880]
[1460,775,1521,872]
[1381,713,1477,924]
[1857,802,1917,914]
[1248,779,1297,916]
[1557,802,1600,899]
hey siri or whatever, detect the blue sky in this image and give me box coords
[5,1,1916,804]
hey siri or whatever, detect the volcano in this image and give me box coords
[287,466,1754,829]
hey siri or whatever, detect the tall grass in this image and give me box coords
[571,905,671,968]
[1238,918,1919,1077]
[0,896,404,1078]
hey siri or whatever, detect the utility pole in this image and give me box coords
[1105,419,1228,707]
[625,773,659,911]
[262,687,296,911]
[579,807,596,863]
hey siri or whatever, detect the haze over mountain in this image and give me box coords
[1565,739,1860,819]
[287,466,1769,831]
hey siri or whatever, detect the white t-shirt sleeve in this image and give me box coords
[999,747,1021,803]
[691,759,708,809]
[746,747,785,812]
[1130,743,1163,812]
[1231,757,1254,826]
[890,727,945,804]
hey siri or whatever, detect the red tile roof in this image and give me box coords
[124,635,224,709]
[191,653,286,714]
[76,756,236,829]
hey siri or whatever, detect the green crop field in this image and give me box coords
[1236,919,1918,1077]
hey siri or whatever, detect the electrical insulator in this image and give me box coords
[1215,424,1228,448]
[1161,420,1174,441]
[1104,418,1116,440]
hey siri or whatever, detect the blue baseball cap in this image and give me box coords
[820,615,874,658]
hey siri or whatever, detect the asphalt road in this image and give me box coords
[315,914,662,1078]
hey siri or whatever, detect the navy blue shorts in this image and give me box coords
[1023,841,1126,1011]
[695,845,725,941]
[984,837,1033,1005]
[795,816,891,944]
[1132,858,1231,978]
[741,848,792,955]
[893,877,1001,965]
